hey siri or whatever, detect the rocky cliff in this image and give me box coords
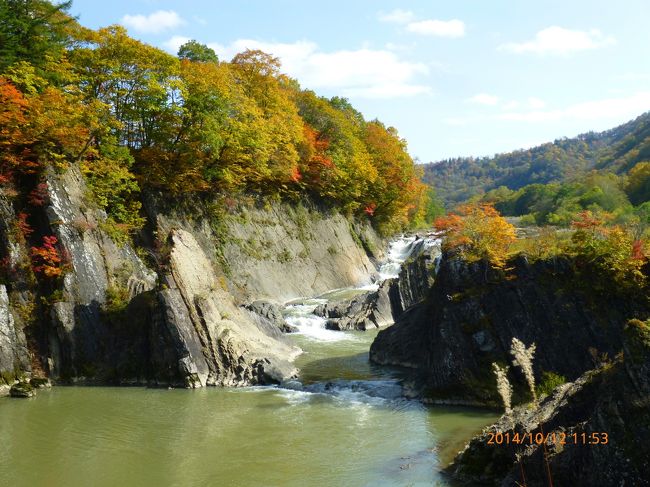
[370,254,650,405]
[147,195,384,303]
[447,319,650,486]
[0,164,383,393]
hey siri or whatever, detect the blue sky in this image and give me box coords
[70,0,650,163]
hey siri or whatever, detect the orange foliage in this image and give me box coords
[298,124,334,189]
[364,203,377,216]
[30,235,64,278]
[16,212,33,239]
[290,166,302,183]
[435,203,516,268]
[571,210,605,232]
[632,240,647,262]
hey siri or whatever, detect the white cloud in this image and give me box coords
[498,92,650,122]
[121,10,185,34]
[447,93,649,126]
[502,100,520,111]
[467,93,499,106]
[499,26,615,55]
[527,97,546,109]
[406,19,465,38]
[174,38,431,99]
[377,9,415,24]
[163,35,190,53]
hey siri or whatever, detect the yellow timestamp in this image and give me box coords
[487,431,608,446]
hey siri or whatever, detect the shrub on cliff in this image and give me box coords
[434,203,516,268]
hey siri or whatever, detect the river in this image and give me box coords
[0,237,496,487]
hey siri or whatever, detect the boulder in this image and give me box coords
[9,381,34,398]
[314,280,394,331]
[244,300,297,333]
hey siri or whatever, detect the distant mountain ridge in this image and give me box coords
[423,111,650,206]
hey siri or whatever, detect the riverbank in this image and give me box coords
[0,236,498,486]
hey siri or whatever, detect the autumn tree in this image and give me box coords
[569,210,648,286]
[230,50,304,190]
[294,90,375,210]
[71,26,181,150]
[434,203,516,267]
[363,121,426,233]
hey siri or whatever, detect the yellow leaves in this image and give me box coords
[435,203,517,268]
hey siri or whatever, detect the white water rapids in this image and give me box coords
[283,234,439,341]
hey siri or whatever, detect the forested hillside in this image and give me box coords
[0,0,428,239]
[422,112,650,229]
[423,112,650,207]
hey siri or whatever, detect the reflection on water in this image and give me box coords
[0,237,495,486]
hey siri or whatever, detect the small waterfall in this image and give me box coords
[283,235,437,342]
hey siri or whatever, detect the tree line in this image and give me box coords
[0,0,430,239]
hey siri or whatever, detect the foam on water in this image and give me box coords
[284,300,358,342]
[378,235,418,280]
[282,236,439,343]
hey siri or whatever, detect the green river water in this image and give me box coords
[0,238,496,486]
[0,329,495,487]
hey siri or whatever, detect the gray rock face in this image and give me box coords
[148,197,383,302]
[0,285,29,383]
[37,166,300,387]
[0,191,33,392]
[44,165,157,380]
[370,255,650,405]
[448,324,650,486]
[387,238,438,320]
[1,161,384,387]
[160,229,299,386]
[244,300,297,333]
[314,280,395,331]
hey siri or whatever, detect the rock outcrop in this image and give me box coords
[0,163,384,388]
[157,229,299,386]
[0,190,33,395]
[244,300,297,333]
[0,285,29,388]
[447,319,650,486]
[387,237,438,320]
[370,254,650,405]
[147,196,383,302]
[314,280,395,331]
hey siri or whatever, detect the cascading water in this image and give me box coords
[283,234,438,341]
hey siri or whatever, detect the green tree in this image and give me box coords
[178,40,219,64]
[424,187,445,223]
[626,162,650,206]
[0,0,74,74]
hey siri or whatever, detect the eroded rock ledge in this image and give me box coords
[447,320,650,486]
[370,254,650,405]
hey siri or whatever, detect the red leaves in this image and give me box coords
[28,182,49,206]
[30,235,64,278]
[571,210,604,231]
[364,203,377,216]
[290,166,302,183]
[632,240,647,262]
